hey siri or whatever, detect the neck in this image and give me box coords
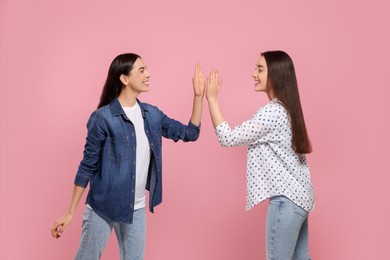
[118,87,139,107]
[266,90,276,100]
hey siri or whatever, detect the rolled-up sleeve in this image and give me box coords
[74,111,106,187]
[161,112,200,142]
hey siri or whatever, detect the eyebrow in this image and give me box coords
[257,64,265,68]
[138,66,146,71]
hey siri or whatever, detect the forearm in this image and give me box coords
[207,97,225,128]
[51,185,85,238]
[190,95,203,126]
[66,185,85,216]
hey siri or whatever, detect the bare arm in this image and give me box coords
[189,64,205,126]
[206,70,224,128]
[51,185,85,239]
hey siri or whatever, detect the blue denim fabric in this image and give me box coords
[266,196,311,260]
[74,98,200,224]
[75,206,146,260]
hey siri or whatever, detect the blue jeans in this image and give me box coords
[75,206,146,260]
[266,196,311,260]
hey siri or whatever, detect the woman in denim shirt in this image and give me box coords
[205,51,314,259]
[51,53,205,259]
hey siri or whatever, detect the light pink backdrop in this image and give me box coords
[1,0,389,259]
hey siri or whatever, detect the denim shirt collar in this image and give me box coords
[109,97,148,118]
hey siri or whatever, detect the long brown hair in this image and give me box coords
[262,50,312,154]
[97,53,141,109]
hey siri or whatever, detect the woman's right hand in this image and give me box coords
[51,213,73,239]
[206,70,222,102]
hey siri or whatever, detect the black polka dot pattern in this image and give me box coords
[215,99,315,212]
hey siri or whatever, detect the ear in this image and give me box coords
[119,74,128,86]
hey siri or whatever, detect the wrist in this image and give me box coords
[207,97,218,103]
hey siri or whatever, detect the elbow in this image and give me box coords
[184,135,199,142]
[184,127,200,142]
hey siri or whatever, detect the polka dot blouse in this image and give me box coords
[215,99,315,212]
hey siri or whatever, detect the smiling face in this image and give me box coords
[252,56,268,92]
[121,58,150,94]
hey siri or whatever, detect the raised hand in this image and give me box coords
[192,64,205,98]
[206,70,222,101]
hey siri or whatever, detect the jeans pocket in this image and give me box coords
[82,206,94,227]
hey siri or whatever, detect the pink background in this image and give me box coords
[1,0,389,259]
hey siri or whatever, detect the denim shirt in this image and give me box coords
[74,98,200,224]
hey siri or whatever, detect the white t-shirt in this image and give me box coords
[123,103,151,210]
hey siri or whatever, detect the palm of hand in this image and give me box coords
[193,64,205,97]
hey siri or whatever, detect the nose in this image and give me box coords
[252,70,257,78]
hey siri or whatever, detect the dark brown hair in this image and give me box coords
[262,50,312,154]
[97,53,141,108]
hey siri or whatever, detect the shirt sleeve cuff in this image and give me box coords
[188,120,201,131]
[215,121,229,135]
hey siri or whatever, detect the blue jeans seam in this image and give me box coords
[76,208,94,259]
[269,199,284,260]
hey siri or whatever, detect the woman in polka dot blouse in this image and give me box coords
[205,50,315,260]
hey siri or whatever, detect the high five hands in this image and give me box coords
[192,64,222,100]
[194,65,224,128]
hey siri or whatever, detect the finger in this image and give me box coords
[58,224,65,233]
[194,64,198,78]
[198,66,204,80]
[212,70,218,80]
[51,228,57,237]
[196,65,203,80]
[51,227,61,238]
[197,64,202,76]
[214,70,219,80]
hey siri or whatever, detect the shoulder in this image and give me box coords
[85,105,112,128]
[139,101,165,117]
[93,104,111,119]
[257,100,286,115]
[139,101,160,112]
[253,100,288,124]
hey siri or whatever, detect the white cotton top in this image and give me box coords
[123,103,151,210]
[215,99,315,212]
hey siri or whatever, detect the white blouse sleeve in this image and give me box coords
[215,102,284,147]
